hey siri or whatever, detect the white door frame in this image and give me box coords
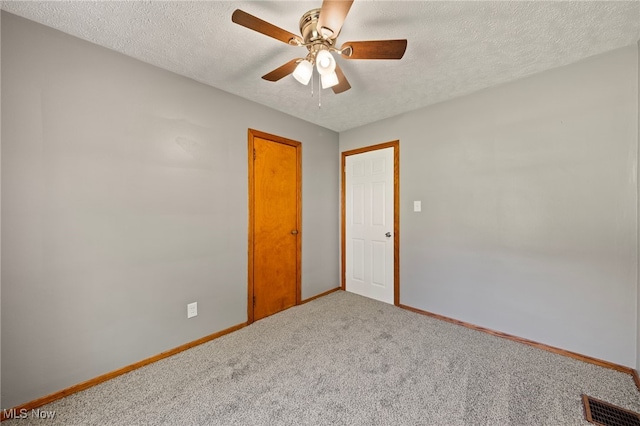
[341,141,400,306]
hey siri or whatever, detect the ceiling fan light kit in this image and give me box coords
[293,59,314,85]
[231,0,407,95]
[321,71,339,89]
[315,49,336,75]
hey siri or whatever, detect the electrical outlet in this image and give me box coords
[187,302,197,319]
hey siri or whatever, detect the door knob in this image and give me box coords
[291,230,299,235]
[385,232,391,238]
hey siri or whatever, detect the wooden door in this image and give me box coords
[248,129,301,323]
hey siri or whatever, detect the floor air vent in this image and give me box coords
[583,395,640,426]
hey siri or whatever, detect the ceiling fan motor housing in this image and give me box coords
[299,9,335,47]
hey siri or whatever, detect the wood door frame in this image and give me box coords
[341,141,400,306]
[247,129,302,324]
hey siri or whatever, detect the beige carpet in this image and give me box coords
[5,290,640,425]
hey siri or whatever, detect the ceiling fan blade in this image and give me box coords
[317,0,354,39]
[340,39,408,60]
[262,59,301,82]
[232,9,302,45]
[332,64,351,94]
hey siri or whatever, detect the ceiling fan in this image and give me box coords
[231,0,407,94]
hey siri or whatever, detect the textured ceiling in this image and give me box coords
[2,1,639,132]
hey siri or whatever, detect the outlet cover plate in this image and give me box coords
[187,302,197,319]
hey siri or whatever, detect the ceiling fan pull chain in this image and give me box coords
[319,76,322,108]
[311,71,314,97]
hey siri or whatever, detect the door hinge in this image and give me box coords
[253,148,256,160]
[253,296,256,306]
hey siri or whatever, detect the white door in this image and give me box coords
[345,147,394,304]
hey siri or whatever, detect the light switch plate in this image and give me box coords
[413,201,422,212]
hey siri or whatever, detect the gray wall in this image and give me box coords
[0,12,3,411]
[637,40,640,373]
[1,12,339,409]
[341,45,639,367]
